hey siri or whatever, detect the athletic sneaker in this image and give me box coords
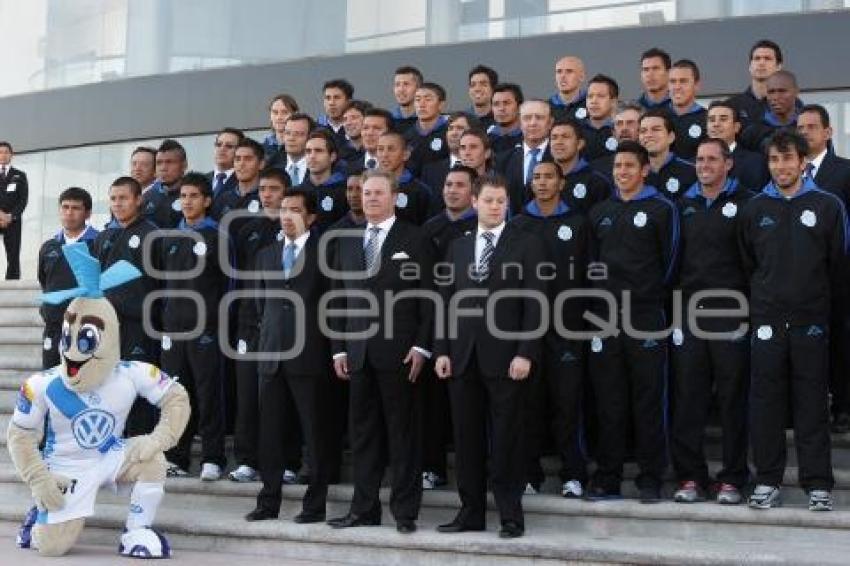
[166,461,189,478]
[228,465,259,483]
[748,484,781,509]
[524,483,539,495]
[716,483,742,505]
[809,489,833,512]
[200,462,222,482]
[282,469,298,484]
[673,480,705,503]
[422,471,447,490]
[561,480,584,498]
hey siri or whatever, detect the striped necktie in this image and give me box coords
[477,231,495,280]
[364,226,381,274]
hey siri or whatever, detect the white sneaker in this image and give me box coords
[282,469,298,484]
[561,480,584,498]
[119,527,171,558]
[200,462,222,482]
[524,483,539,495]
[748,484,781,509]
[422,471,447,490]
[228,465,259,483]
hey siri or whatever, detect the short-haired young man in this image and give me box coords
[739,129,848,512]
[404,82,450,176]
[639,108,697,199]
[668,59,707,161]
[550,118,613,213]
[38,187,99,369]
[141,139,187,228]
[299,129,349,230]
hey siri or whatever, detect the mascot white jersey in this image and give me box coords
[6,242,191,558]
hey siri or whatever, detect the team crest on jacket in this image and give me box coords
[557,225,573,241]
[128,235,141,249]
[672,328,684,346]
[193,241,207,256]
[605,137,618,151]
[722,202,738,218]
[688,124,702,138]
[430,138,442,152]
[633,211,648,228]
[666,177,680,193]
[591,336,603,353]
[574,107,587,119]
[162,335,172,351]
[396,192,409,208]
[573,184,587,199]
[321,196,334,212]
[248,200,261,214]
[171,199,182,212]
[801,209,817,227]
[757,325,773,341]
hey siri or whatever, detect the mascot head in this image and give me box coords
[41,242,141,393]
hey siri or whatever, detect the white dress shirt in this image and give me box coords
[808,148,828,180]
[522,140,549,183]
[286,155,308,185]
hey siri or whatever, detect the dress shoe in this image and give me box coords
[498,521,524,539]
[327,512,381,529]
[396,520,416,534]
[436,519,485,533]
[245,507,278,521]
[293,511,326,524]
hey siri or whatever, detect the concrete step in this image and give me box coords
[0,478,849,564]
[0,307,43,328]
[0,327,43,345]
[0,280,41,291]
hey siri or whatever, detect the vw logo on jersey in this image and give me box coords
[71,409,116,450]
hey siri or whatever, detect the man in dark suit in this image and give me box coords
[434,173,547,539]
[0,141,28,279]
[706,100,769,191]
[327,169,435,534]
[798,104,850,432]
[245,188,332,523]
[494,100,553,215]
[207,127,243,205]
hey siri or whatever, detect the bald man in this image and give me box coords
[741,70,801,152]
[549,56,588,121]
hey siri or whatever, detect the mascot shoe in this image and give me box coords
[119,527,172,559]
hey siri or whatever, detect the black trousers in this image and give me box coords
[349,359,422,522]
[750,322,834,490]
[42,323,62,370]
[161,331,226,470]
[526,339,586,486]
[422,362,451,478]
[1,219,21,280]
[449,356,526,528]
[671,323,749,488]
[588,310,668,491]
[121,320,161,437]
[256,367,329,515]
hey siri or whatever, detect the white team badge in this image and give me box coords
[276,231,284,241]
[171,199,182,212]
[666,177,680,193]
[575,107,588,119]
[396,192,409,208]
[557,225,573,241]
[801,209,817,227]
[722,202,738,218]
[573,183,587,199]
[430,138,443,152]
[43,337,52,351]
[757,325,773,341]
[591,336,603,353]
[128,235,141,249]
[248,200,260,214]
[672,328,684,346]
[688,124,702,138]
[193,241,207,256]
[237,339,248,355]
[162,335,172,351]
[633,211,647,228]
[605,137,618,151]
[321,196,334,212]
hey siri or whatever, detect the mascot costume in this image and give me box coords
[6,242,190,558]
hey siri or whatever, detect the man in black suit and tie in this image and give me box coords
[245,188,332,523]
[798,104,850,432]
[0,142,28,279]
[207,127,243,215]
[494,100,553,215]
[434,173,547,539]
[327,169,435,534]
